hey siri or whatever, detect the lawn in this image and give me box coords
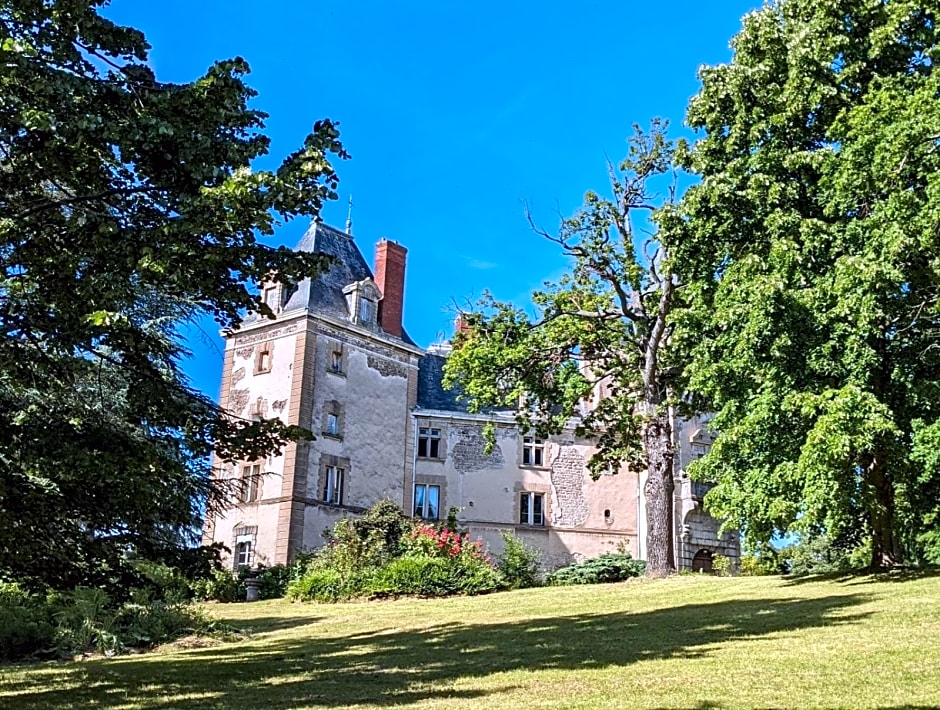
[1,573,939,709]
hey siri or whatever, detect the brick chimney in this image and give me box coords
[374,239,407,338]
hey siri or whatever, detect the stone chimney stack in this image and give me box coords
[374,239,407,339]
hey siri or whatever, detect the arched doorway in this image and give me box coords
[691,548,713,573]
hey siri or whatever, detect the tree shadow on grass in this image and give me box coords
[780,566,940,586]
[3,593,869,709]
[214,614,325,635]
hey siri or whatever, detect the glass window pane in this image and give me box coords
[520,493,529,523]
[534,495,543,525]
[414,484,426,516]
[427,486,440,520]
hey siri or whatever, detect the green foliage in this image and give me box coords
[496,532,542,589]
[286,503,503,602]
[190,569,241,603]
[0,583,54,661]
[778,535,869,577]
[0,0,347,590]
[546,553,646,586]
[0,582,217,661]
[739,550,782,577]
[254,565,293,601]
[285,568,364,603]
[678,0,940,568]
[368,557,460,598]
[190,562,301,602]
[711,554,733,577]
[443,122,689,576]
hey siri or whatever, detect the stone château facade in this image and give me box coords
[202,221,738,572]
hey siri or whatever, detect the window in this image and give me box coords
[235,540,252,568]
[326,413,340,437]
[522,436,545,466]
[417,427,442,459]
[323,465,344,505]
[262,285,279,312]
[343,278,381,328]
[255,344,273,374]
[359,297,377,324]
[330,349,343,374]
[413,483,441,520]
[519,492,544,526]
[240,463,261,503]
[322,401,343,439]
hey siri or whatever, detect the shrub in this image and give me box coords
[369,557,458,597]
[190,568,240,603]
[113,590,208,650]
[255,565,292,600]
[740,552,781,576]
[0,582,54,661]
[496,532,541,589]
[779,534,868,576]
[547,553,645,586]
[712,554,733,577]
[368,555,502,598]
[1,582,227,662]
[286,568,368,603]
[350,499,414,562]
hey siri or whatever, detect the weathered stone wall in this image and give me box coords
[412,416,641,569]
[673,415,741,569]
[204,318,304,568]
[207,315,421,568]
[306,328,416,510]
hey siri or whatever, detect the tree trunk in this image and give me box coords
[867,453,901,569]
[643,409,676,577]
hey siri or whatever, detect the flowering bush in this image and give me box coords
[288,504,504,602]
[371,525,502,598]
[404,524,486,560]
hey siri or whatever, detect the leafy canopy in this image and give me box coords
[0,0,347,588]
[678,0,940,566]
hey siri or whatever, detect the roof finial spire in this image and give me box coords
[345,194,354,235]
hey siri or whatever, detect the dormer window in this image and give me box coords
[263,285,279,311]
[342,278,382,328]
[359,296,376,324]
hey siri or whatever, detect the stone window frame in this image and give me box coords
[254,342,274,375]
[233,525,257,570]
[413,473,447,521]
[317,454,350,507]
[514,482,551,528]
[239,462,262,503]
[520,434,548,468]
[327,342,347,376]
[416,422,446,461]
[322,400,345,440]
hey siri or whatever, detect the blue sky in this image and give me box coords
[106,0,760,399]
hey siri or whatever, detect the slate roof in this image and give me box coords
[246,221,415,345]
[416,352,516,416]
[416,353,470,412]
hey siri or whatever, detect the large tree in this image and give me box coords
[678,0,940,568]
[0,0,345,588]
[444,122,686,576]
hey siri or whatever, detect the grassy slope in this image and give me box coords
[1,573,939,709]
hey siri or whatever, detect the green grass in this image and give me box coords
[2,573,939,709]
